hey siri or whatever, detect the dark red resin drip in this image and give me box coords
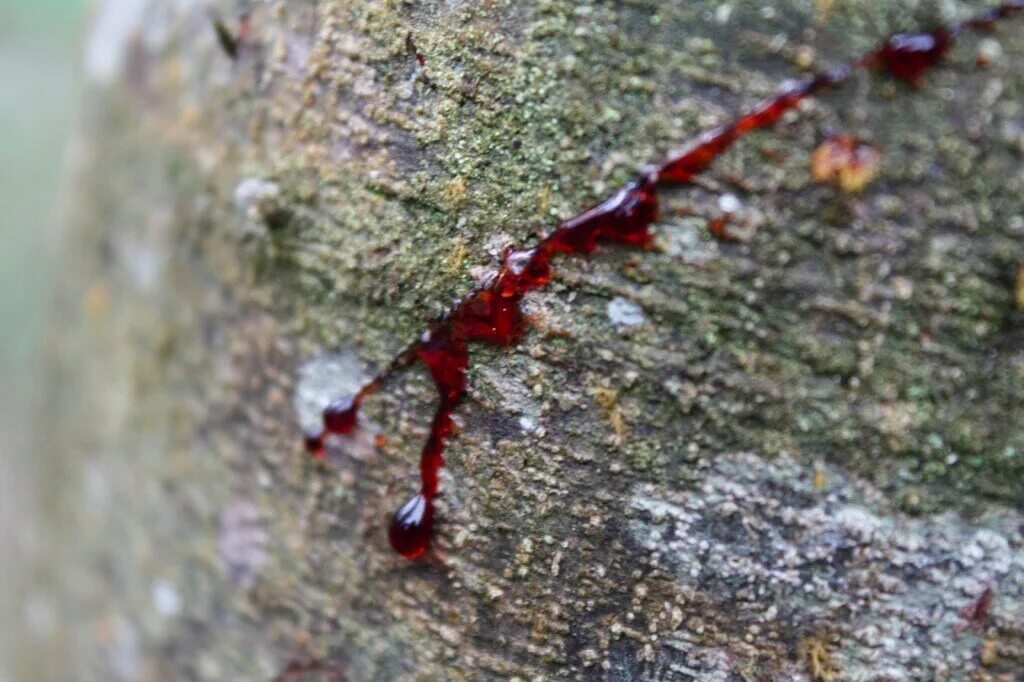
[875,29,955,83]
[302,5,1023,558]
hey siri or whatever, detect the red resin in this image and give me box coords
[323,394,360,434]
[389,493,433,559]
[876,30,955,83]
[302,5,1024,558]
[303,431,326,459]
[544,175,659,253]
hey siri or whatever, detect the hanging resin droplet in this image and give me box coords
[388,493,434,559]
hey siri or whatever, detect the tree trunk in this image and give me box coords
[11,0,1024,679]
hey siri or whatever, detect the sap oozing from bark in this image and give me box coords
[302,3,1024,557]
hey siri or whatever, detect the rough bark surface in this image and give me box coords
[10,0,1024,680]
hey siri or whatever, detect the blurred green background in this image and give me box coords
[0,0,87,405]
[1,0,87,676]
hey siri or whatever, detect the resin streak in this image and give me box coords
[300,5,1024,558]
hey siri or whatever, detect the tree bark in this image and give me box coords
[11,0,1024,679]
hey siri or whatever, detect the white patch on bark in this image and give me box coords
[151,579,181,617]
[293,350,382,462]
[629,452,1024,679]
[84,0,150,85]
[293,351,369,433]
[607,296,646,327]
[717,192,742,214]
[233,178,280,218]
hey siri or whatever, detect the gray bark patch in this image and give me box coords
[629,452,1024,679]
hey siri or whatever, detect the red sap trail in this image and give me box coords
[300,5,1024,558]
[383,180,661,557]
[657,67,852,184]
[543,176,660,253]
[387,333,466,558]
